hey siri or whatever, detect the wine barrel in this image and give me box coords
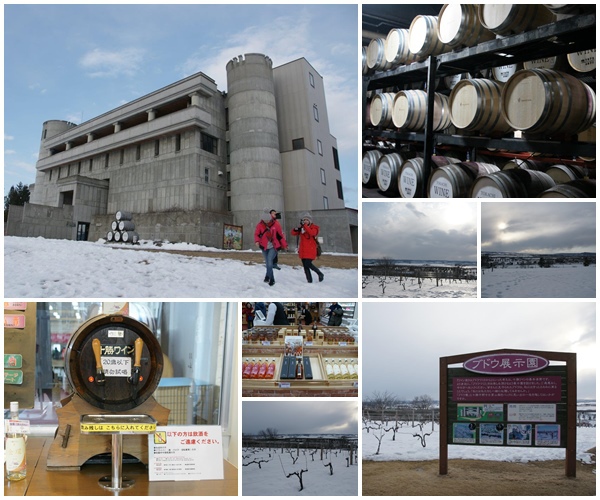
[523,55,566,71]
[478,4,555,36]
[392,90,452,131]
[443,72,471,90]
[362,47,368,75]
[118,220,136,231]
[399,156,459,198]
[362,150,383,188]
[113,231,122,242]
[491,64,520,83]
[106,231,114,242]
[471,169,556,198]
[544,4,596,15]
[567,49,595,73]
[121,231,139,243]
[437,3,495,49]
[429,162,499,198]
[384,28,417,67]
[376,153,408,196]
[369,93,395,128]
[366,38,392,72]
[502,159,551,171]
[538,179,596,198]
[501,69,595,135]
[116,210,133,221]
[408,15,450,61]
[111,221,119,231]
[65,314,163,411]
[544,164,588,184]
[449,79,512,135]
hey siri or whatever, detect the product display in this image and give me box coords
[363,5,595,198]
[5,401,27,481]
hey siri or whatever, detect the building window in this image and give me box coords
[120,149,124,165]
[175,134,181,152]
[42,128,47,140]
[317,140,323,156]
[332,147,340,170]
[89,158,93,172]
[337,180,344,200]
[313,104,319,122]
[323,196,329,210]
[226,141,230,165]
[136,144,141,161]
[105,153,109,168]
[201,133,218,154]
[205,168,210,183]
[292,138,305,150]
[225,108,229,132]
[320,168,326,185]
[77,163,81,175]
[309,72,315,88]
[154,139,160,157]
[49,170,53,181]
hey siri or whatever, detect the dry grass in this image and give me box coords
[363,459,596,496]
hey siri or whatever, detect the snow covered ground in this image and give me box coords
[362,423,596,464]
[362,275,477,298]
[481,265,596,298]
[4,237,358,298]
[242,446,358,496]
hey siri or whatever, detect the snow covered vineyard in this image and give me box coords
[363,262,477,280]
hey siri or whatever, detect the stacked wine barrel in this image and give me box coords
[106,210,139,244]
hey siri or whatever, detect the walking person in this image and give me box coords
[255,208,288,286]
[291,212,324,283]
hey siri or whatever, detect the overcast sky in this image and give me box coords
[362,301,596,401]
[482,202,596,254]
[362,201,477,262]
[243,401,358,435]
[4,4,358,208]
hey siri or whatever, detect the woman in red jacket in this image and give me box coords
[291,212,324,283]
[254,208,288,286]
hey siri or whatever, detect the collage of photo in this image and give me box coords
[3,3,596,498]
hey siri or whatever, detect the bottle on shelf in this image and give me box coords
[266,358,276,379]
[258,358,268,378]
[333,359,341,379]
[5,401,27,481]
[325,358,334,378]
[353,359,359,377]
[242,358,250,379]
[250,358,260,379]
[346,359,356,378]
[339,358,349,378]
[295,358,304,379]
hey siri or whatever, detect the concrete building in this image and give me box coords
[7,53,358,253]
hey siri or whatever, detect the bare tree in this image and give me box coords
[366,390,399,411]
[411,394,434,410]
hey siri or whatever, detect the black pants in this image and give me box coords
[302,259,323,282]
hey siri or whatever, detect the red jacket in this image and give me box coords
[291,223,320,260]
[255,220,288,251]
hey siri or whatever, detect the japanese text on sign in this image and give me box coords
[453,376,562,402]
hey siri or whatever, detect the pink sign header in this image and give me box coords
[464,353,549,375]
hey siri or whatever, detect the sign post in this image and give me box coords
[439,348,577,477]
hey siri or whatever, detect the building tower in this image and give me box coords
[226,53,285,247]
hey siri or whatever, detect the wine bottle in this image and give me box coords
[5,401,27,481]
[266,358,276,379]
[295,358,303,379]
[333,359,341,379]
[347,359,356,378]
[325,358,334,378]
[339,358,349,378]
[353,359,359,377]
[258,358,267,378]
[242,358,251,379]
[250,358,260,379]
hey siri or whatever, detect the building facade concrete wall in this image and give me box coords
[6,203,76,240]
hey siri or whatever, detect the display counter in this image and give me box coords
[4,437,238,496]
[242,326,359,397]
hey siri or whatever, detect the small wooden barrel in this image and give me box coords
[502,159,551,171]
[429,162,499,198]
[113,231,122,242]
[437,3,495,49]
[567,49,596,73]
[392,90,451,131]
[119,220,136,231]
[115,210,133,221]
[121,231,139,243]
[366,38,392,72]
[376,153,408,196]
[471,169,556,198]
[449,79,512,135]
[362,150,383,188]
[501,69,594,135]
[111,221,119,231]
[544,164,588,184]
[65,314,163,411]
[408,15,450,61]
[106,231,114,242]
[398,158,426,198]
[538,179,596,198]
[385,28,417,67]
[478,4,555,36]
[369,92,395,128]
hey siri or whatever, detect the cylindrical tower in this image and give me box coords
[226,54,285,247]
[38,120,76,160]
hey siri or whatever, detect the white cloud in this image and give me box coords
[5,134,15,141]
[80,47,146,78]
[5,150,17,155]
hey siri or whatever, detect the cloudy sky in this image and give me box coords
[243,401,358,435]
[362,201,477,262]
[362,301,596,401]
[4,4,358,208]
[481,202,596,254]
